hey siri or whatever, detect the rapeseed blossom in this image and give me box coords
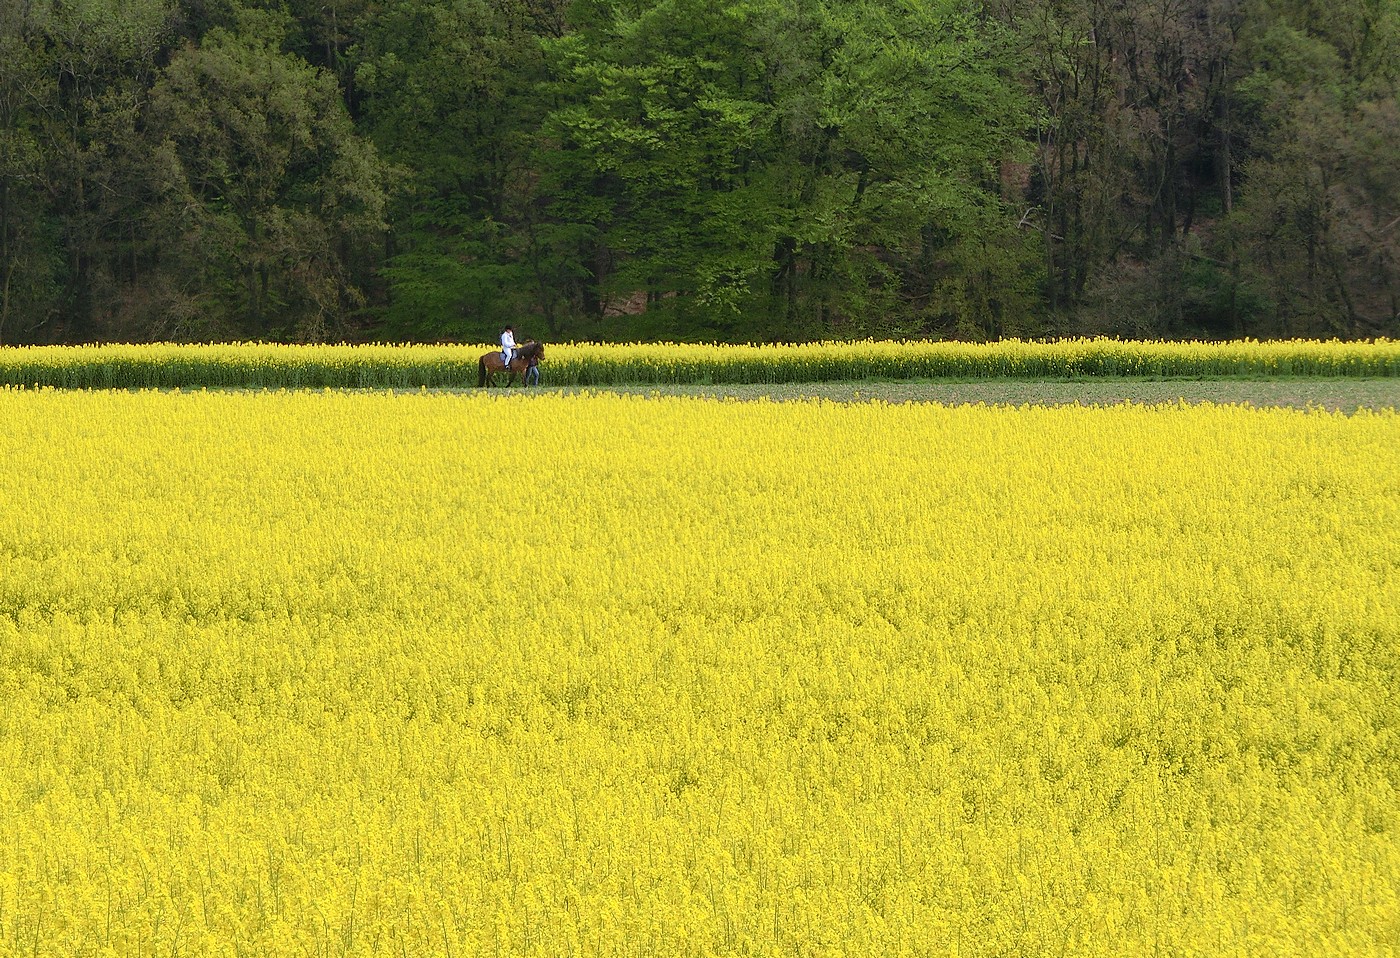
[0,389,1396,956]
[0,338,1397,388]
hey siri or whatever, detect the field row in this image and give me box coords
[1,391,1397,956]
[2,337,1399,388]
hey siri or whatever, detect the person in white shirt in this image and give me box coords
[500,326,517,366]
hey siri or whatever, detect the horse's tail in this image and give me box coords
[477,356,487,388]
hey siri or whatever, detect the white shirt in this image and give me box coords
[501,331,516,350]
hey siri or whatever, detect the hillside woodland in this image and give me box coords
[1,0,1397,343]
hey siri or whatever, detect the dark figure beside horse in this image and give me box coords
[478,341,544,387]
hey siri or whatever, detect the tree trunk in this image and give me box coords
[1217,79,1232,214]
[0,179,9,345]
[0,256,12,347]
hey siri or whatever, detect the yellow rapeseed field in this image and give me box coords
[0,389,1397,956]
[2,337,1398,388]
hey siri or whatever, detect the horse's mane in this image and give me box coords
[519,341,544,361]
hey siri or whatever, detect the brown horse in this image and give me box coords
[478,340,544,387]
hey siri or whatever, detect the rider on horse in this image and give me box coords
[501,326,517,366]
[478,335,542,387]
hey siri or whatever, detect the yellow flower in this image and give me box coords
[0,390,1395,955]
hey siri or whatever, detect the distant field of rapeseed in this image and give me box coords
[1,337,1398,388]
[1,389,1397,956]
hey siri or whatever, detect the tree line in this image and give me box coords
[2,0,1396,345]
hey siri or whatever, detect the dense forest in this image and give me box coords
[1,0,1397,344]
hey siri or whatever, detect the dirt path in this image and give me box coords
[531,378,1400,411]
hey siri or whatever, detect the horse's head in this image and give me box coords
[522,341,544,362]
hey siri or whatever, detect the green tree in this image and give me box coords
[545,0,1038,340]
[811,0,1039,337]
[545,0,778,337]
[14,0,177,340]
[145,23,389,339]
[352,0,564,341]
[0,3,61,344]
[1227,3,1400,335]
